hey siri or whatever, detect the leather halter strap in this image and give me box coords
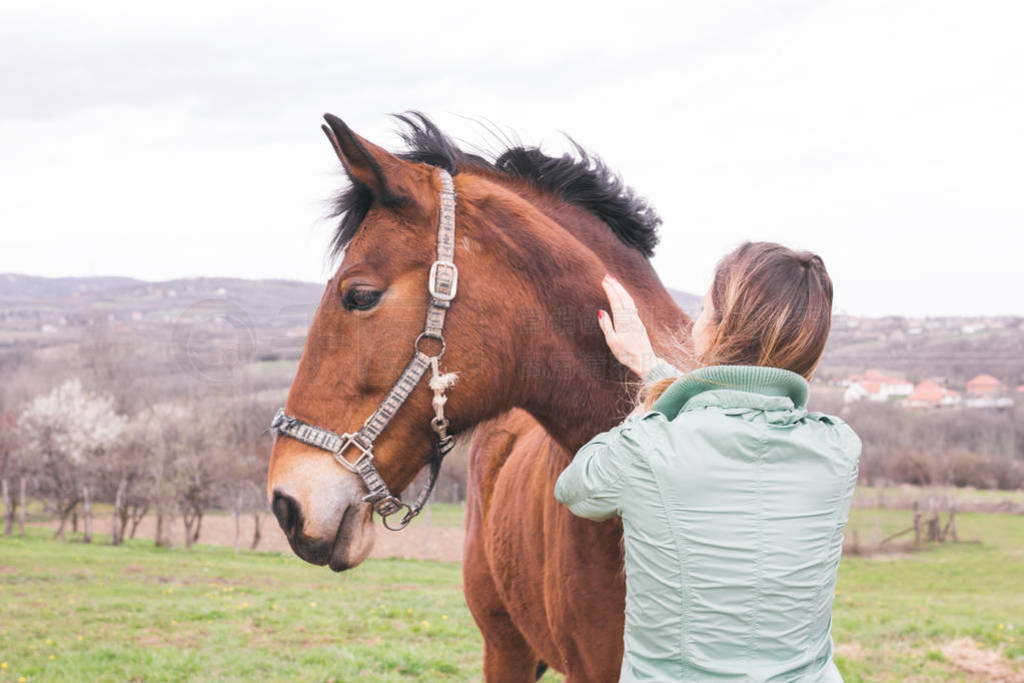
[270,168,458,531]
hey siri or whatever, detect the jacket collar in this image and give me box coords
[651,365,809,420]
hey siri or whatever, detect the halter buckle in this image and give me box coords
[332,432,374,472]
[428,260,458,301]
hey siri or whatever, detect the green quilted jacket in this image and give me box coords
[554,364,860,682]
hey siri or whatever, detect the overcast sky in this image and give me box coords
[1,1,1021,316]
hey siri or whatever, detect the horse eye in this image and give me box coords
[342,287,382,311]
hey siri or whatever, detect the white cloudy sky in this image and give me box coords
[1,0,1021,316]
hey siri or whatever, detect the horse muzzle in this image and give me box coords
[268,441,376,571]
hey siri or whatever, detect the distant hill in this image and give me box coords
[0,275,325,385]
[1,274,1019,390]
[0,274,144,299]
[667,288,701,318]
[0,274,699,338]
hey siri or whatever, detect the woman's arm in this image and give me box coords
[554,413,653,520]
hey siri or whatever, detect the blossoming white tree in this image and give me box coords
[19,379,126,540]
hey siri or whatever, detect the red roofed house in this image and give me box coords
[965,373,1014,409]
[966,374,1005,397]
[902,379,961,409]
[843,370,914,403]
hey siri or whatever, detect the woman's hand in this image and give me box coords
[598,274,656,377]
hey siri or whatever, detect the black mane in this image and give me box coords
[330,112,661,258]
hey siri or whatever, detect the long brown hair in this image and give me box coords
[643,241,833,410]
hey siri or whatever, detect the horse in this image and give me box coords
[266,112,691,681]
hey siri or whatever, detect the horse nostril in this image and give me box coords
[272,491,301,537]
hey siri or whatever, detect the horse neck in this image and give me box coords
[507,195,691,453]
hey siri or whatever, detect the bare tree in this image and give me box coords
[104,415,160,545]
[134,400,225,549]
[133,403,186,547]
[217,396,275,551]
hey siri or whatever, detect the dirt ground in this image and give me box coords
[37,512,465,563]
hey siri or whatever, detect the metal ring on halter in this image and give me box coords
[379,498,418,531]
[414,332,446,358]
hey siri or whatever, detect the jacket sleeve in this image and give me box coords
[645,356,682,382]
[554,411,661,521]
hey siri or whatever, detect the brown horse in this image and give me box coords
[266,112,691,681]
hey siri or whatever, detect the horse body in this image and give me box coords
[465,409,626,681]
[266,113,691,681]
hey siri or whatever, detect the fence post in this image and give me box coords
[926,497,940,542]
[423,502,432,555]
[913,501,921,546]
[18,478,26,536]
[155,509,166,547]
[233,493,242,554]
[2,479,11,536]
[82,486,92,543]
[250,511,262,550]
[111,479,126,546]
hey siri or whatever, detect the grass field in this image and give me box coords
[1,508,1022,682]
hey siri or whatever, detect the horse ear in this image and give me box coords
[321,113,414,204]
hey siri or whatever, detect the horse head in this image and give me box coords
[267,113,690,571]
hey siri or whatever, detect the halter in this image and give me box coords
[270,168,459,531]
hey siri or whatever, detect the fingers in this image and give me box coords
[604,275,637,316]
[597,308,615,340]
[601,275,638,330]
[601,277,627,321]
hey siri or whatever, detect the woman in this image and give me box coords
[554,241,860,682]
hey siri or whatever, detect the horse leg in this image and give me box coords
[464,423,543,682]
[464,524,541,681]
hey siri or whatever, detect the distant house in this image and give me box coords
[964,373,1014,409]
[843,370,914,403]
[960,322,986,334]
[903,379,962,409]
[966,373,1005,397]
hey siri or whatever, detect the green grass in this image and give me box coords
[834,509,1023,681]
[1,510,1021,682]
[0,530,488,682]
